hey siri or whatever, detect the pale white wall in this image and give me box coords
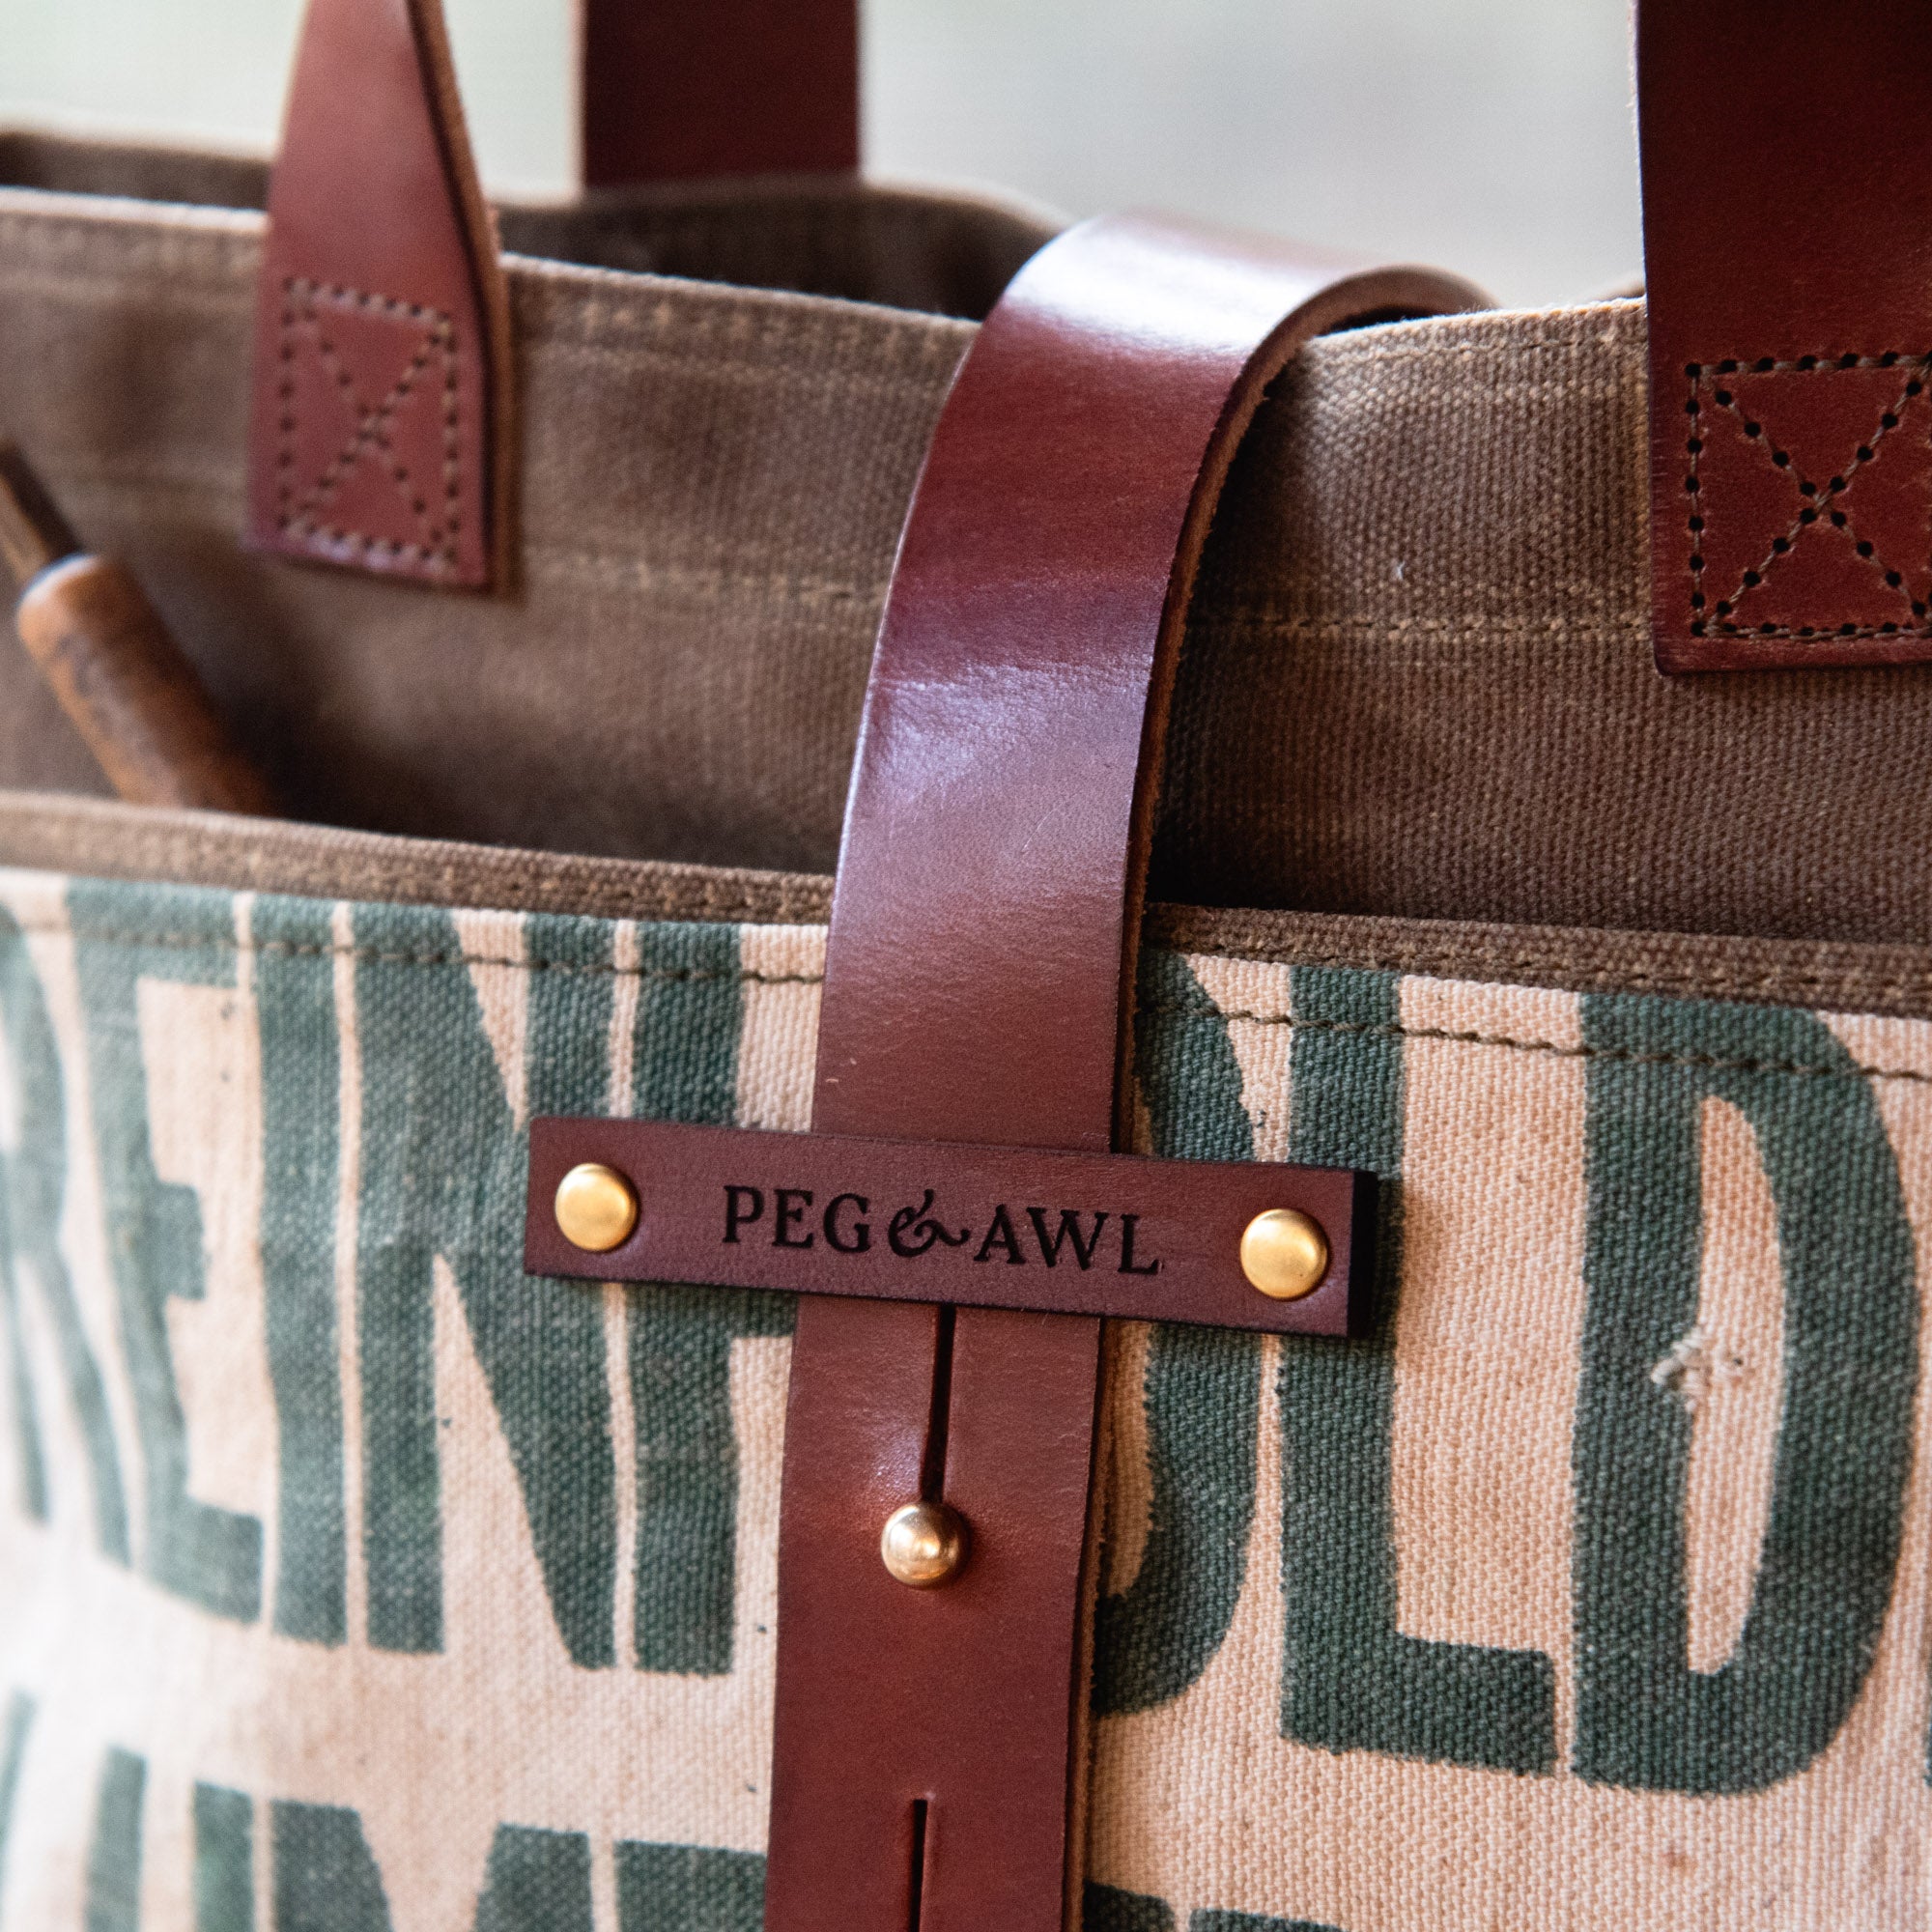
[0,0,1640,309]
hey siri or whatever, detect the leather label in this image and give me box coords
[526,1119,1371,1335]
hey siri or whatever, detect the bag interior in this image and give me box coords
[3,133,1932,952]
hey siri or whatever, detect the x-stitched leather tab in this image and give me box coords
[273,279,466,579]
[248,0,507,590]
[1639,0,1932,672]
[1679,354,1932,649]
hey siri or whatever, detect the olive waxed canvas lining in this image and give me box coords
[7,792,1932,1024]
[0,131,1057,319]
[4,139,1932,947]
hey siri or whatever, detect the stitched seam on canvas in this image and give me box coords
[1159,1005,1929,1086]
[26,921,1931,1078]
[0,211,259,287]
[513,282,972,379]
[523,547,881,608]
[1180,946,1932,1002]
[0,269,251,320]
[532,333,965,396]
[1317,335,1631,363]
[17,921,822,985]
[0,474,882,608]
[1194,614,1645,640]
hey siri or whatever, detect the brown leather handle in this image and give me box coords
[248,0,510,589]
[813,218,1483,1155]
[248,0,861,590]
[768,214,1483,1932]
[1638,0,1932,671]
[582,0,860,188]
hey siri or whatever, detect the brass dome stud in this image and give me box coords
[1239,1208,1329,1300]
[554,1162,639,1254]
[880,1500,969,1588]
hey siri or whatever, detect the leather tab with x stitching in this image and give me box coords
[1639,0,1932,670]
[248,0,509,589]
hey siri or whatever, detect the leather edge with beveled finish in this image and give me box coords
[247,0,510,591]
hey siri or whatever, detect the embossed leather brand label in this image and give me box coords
[722,1182,1166,1274]
[526,1119,1371,1335]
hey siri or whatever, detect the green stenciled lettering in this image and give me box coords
[1093,953,1262,1716]
[193,1783,253,1932]
[1575,994,1918,1793]
[616,1842,765,1932]
[474,1825,595,1931]
[73,881,260,1619]
[0,1181,43,1523]
[199,1799,604,1932]
[273,1802,391,1931]
[0,905,128,1555]
[627,924,790,1678]
[630,1284,788,1675]
[0,1693,34,1906]
[355,906,617,1662]
[630,926,742,1126]
[253,897,346,1644]
[85,1747,145,1932]
[0,914,47,1525]
[229,1799,767,1932]
[1194,1913,1345,1932]
[1279,968,1554,1775]
[1085,1883,1175,1932]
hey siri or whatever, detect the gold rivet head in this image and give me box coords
[554,1163,639,1254]
[1240,1208,1329,1300]
[880,1500,968,1589]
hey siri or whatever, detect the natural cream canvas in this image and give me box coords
[0,867,1926,1930]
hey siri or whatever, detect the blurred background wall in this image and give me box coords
[0,0,1639,309]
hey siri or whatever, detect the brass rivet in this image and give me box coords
[1239,1208,1329,1300]
[880,1500,968,1589]
[554,1162,639,1254]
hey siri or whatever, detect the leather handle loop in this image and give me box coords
[769,215,1483,1932]
[247,0,510,589]
[247,0,863,591]
[812,214,1485,1152]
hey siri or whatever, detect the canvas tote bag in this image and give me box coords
[3,2,1932,1929]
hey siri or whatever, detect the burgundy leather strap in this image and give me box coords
[248,0,509,589]
[1639,0,1932,671]
[582,0,860,187]
[769,216,1480,1932]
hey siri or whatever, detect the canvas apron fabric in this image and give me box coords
[0,850,1923,1931]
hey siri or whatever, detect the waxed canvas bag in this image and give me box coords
[2,4,1932,1930]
